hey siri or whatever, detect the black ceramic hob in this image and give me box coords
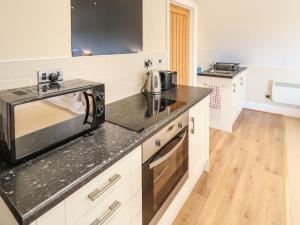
[105,93,186,132]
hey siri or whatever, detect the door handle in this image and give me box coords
[191,117,195,134]
[83,91,97,127]
[149,129,187,169]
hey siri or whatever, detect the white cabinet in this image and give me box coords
[157,96,210,225]
[36,202,65,225]
[189,96,210,179]
[25,146,142,225]
[197,70,247,132]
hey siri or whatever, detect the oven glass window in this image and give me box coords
[143,128,188,225]
[153,141,187,210]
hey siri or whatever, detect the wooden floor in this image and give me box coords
[173,109,286,225]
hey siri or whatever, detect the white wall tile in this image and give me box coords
[0,78,34,90]
[0,62,12,81]
[0,52,167,102]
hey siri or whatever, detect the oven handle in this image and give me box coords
[149,128,187,169]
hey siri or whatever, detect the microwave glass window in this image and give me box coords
[14,91,90,138]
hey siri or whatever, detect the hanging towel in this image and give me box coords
[208,84,223,110]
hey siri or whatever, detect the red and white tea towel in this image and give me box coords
[208,84,223,110]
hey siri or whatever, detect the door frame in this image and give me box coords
[166,0,197,86]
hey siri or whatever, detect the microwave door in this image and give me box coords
[13,91,94,159]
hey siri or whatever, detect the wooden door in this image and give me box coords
[170,4,190,85]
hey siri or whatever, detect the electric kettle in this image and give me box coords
[144,70,162,94]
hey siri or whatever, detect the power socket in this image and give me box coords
[144,59,153,69]
[37,69,64,84]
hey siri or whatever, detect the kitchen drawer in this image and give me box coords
[130,191,142,221]
[76,190,142,225]
[130,167,142,197]
[65,146,142,225]
[37,202,65,225]
[75,179,132,225]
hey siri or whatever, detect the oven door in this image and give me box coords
[142,127,188,225]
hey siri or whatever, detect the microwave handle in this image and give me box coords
[149,128,187,169]
[83,91,96,127]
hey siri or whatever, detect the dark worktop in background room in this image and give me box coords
[197,67,247,79]
[0,85,211,225]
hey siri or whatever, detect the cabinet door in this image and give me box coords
[240,72,247,106]
[189,96,209,179]
[232,76,239,120]
[37,202,65,225]
[197,76,233,132]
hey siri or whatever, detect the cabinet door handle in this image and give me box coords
[88,174,121,201]
[191,117,195,134]
[233,83,236,93]
[240,77,243,86]
[90,201,121,225]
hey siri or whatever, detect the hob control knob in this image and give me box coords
[178,122,183,128]
[155,140,161,147]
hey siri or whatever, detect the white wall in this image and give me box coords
[198,0,300,111]
[0,0,168,103]
[0,0,71,61]
[197,5,218,70]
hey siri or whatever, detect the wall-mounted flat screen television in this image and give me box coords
[71,0,143,56]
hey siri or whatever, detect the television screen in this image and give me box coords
[71,0,143,56]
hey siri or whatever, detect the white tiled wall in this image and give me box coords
[0,52,167,103]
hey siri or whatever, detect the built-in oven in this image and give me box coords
[142,112,189,225]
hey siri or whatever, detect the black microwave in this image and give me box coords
[0,79,105,164]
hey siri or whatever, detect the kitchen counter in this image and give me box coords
[0,85,211,225]
[198,67,247,79]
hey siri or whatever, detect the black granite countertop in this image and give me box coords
[0,85,211,225]
[197,67,247,79]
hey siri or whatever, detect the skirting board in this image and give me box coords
[245,101,300,118]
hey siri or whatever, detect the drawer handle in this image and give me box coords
[90,200,121,225]
[88,174,121,201]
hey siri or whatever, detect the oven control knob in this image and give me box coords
[178,122,183,128]
[96,105,104,117]
[155,140,161,147]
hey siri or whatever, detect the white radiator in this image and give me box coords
[272,81,300,106]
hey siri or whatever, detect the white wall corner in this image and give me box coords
[244,101,300,118]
